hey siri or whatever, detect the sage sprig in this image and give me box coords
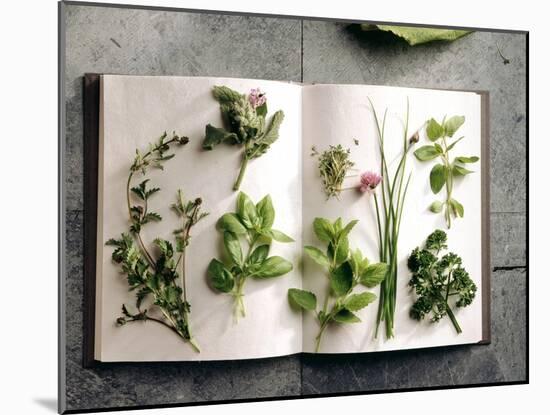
[407,229,477,333]
[203,86,285,191]
[414,116,479,228]
[288,217,387,352]
[107,132,208,352]
[207,192,294,319]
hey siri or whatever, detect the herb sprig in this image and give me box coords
[414,116,479,228]
[203,86,285,191]
[288,217,387,352]
[107,132,208,352]
[207,192,294,319]
[407,229,477,334]
[316,144,356,199]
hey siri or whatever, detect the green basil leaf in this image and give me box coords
[207,259,234,293]
[332,309,361,323]
[223,231,243,266]
[331,261,353,296]
[444,115,465,137]
[455,156,479,163]
[430,163,447,194]
[256,194,275,230]
[360,263,388,287]
[449,198,464,218]
[313,217,335,242]
[236,192,259,229]
[203,124,238,150]
[253,256,293,278]
[414,145,440,161]
[452,164,474,176]
[304,246,330,268]
[426,118,444,141]
[429,200,444,213]
[288,288,317,311]
[217,213,247,235]
[248,244,269,265]
[264,229,294,243]
[344,292,377,311]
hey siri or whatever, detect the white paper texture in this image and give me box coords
[96,75,303,361]
[301,84,483,353]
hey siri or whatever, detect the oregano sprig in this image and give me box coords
[207,192,294,320]
[107,132,208,352]
[202,86,285,191]
[288,217,387,352]
[407,229,477,333]
[414,116,479,228]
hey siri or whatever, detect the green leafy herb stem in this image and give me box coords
[207,192,294,320]
[407,229,477,334]
[316,144,356,199]
[288,218,387,352]
[413,116,479,228]
[107,132,208,352]
[202,86,285,191]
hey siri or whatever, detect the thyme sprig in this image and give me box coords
[107,132,207,352]
[316,145,356,200]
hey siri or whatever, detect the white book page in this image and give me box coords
[96,75,303,361]
[301,84,483,353]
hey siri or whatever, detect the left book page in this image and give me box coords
[95,75,303,361]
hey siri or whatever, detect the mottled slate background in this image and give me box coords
[61,2,527,412]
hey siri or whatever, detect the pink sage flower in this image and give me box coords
[248,88,267,109]
[359,171,382,194]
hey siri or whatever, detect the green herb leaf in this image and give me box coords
[446,136,464,152]
[212,85,243,103]
[236,192,259,229]
[349,248,366,277]
[449,199,465,217]
[207,259,234,293]
[223,231,243,266]
[256,195,275,229]
[203,124,238,150]
[256,102,268,117]
[338,219,359,240]
[247,111,285,159]
[333,235,350,266]
[429,200,444,213]
[360,263,388,287]
[430,164,447,194]
[426,118,444,141]
[264,229,294,243]
[414,145,440,161]
[253,256,293,278]
[248,245,270,265]
[444,116,465,137]
[331,261,353,296]
[288,288,317,311]
[217,213,247,235]
[345,292,377,311]
[452,164,474,176]
[333,309,361,323]
[455,156,479,163]
[313,217,335,242]
[304,246,330,268]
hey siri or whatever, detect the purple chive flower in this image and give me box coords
[248,88,267,109]
[359,171,382,194]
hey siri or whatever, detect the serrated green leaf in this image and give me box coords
[444,116,465,137]
[430,164,447,194]
[360,263,388,287]
[331,261,353,296]
[253,256,293,278]
[414,145,440,161]
[333,309,361,323]
[338,219,359,240]
[217,213,247,235]
[313,217,335,242]
[223,231,243,266]
[345,292,377,311]
[304,246,330,268]
[426,118,444,141]
[256,195,275,229]
[334,235,350,266]
[288,288,317,311]
[207,259,234,293]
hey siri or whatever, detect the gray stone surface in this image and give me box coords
[62,3,527,412]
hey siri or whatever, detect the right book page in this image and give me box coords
[301,84,484,353]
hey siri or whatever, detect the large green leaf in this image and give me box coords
[344,292,377,311]
[217,213,247,235]
[256,195,275,229]
[223,231,243,266]
[444,116,465,137]
[360,24,472,46]
[304,246,330,268]
[430,164,447,194]
[203,124,238,150]
[288,288,317,311]
[360,263,388,287]
[414,145,440,161]
[330,261,353,296]
[333,309,361,323]
[236,192,259,229]
[313,217,335,242]
[253,256,293,278]
[207,259,234,293]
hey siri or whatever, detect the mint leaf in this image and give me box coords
[330,261,353,296]
[360,263,388,287]
[345,292,377,311]
[288,288,317,311]
[304,246,330,268]
[333,309,361,323]
[313,217,334,242]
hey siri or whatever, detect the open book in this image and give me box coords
[84,74,490,363]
